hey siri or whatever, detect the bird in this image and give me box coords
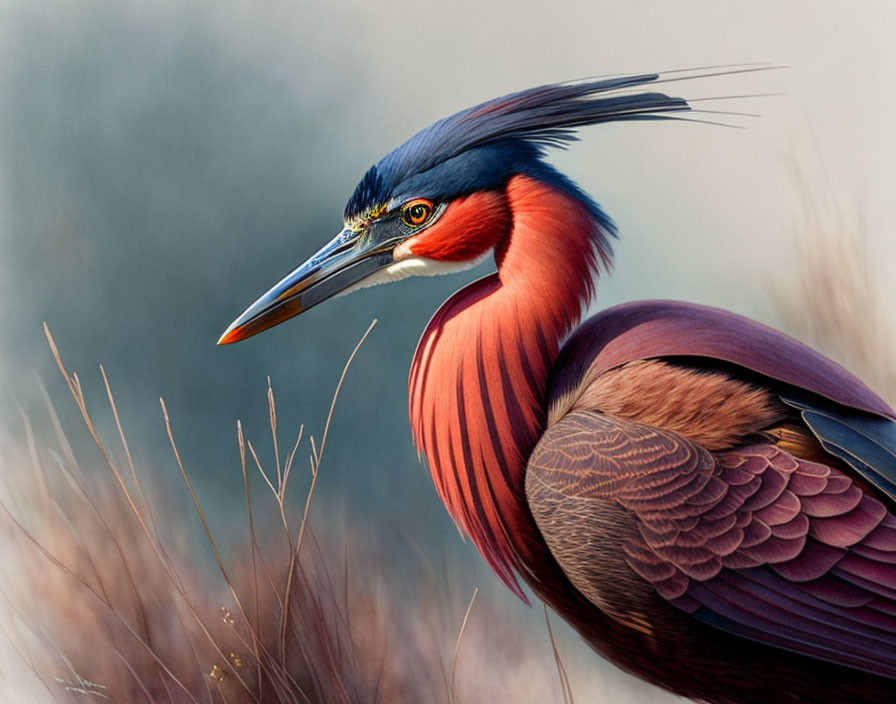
[217,70,896,703]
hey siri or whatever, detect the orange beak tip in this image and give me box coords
[216,327,243,346]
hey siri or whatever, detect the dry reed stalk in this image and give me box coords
[0,322,591,703]
[775,176,896,405]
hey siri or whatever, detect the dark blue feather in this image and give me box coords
[781,392,896,503]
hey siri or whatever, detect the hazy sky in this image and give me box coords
[1,2,893,701]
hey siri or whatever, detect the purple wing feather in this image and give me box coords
[528,411,896,679]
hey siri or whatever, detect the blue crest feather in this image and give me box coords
[345,73,690,219]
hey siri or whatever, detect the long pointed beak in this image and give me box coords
[217,227,393,345]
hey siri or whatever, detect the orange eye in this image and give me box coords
[401,199,434,228]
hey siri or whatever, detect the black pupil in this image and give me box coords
[410,204,427,222]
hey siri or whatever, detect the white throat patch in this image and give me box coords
[337,247,493,298]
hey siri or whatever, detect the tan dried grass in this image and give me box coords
[0,322,607,703]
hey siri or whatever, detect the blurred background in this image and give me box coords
[1,1,895,701]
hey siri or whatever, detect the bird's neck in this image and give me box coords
[408,175,608,596]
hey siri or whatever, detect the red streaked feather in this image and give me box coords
[408,176,605,596]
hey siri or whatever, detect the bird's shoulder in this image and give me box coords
[548,299,894,422]
[547,356,786,450]
[545,299,896,504]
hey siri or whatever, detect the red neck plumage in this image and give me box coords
[408,175,609,597]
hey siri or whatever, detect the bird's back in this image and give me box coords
[547,299,894,421]
[525,300,896,704]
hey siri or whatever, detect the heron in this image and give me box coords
[218,71,896,703]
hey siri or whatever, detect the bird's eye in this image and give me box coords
[401,199,434,228]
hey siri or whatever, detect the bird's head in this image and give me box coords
[218,73,694,345]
